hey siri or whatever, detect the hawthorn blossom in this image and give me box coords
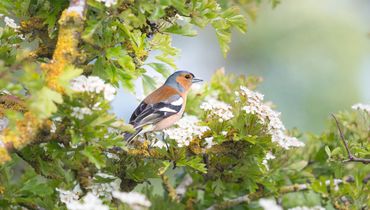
[152,139,167,149]
[56,185,82,205]
[164,115,209,147]
[239,86,304,149]
[95,0,117,7]
[288,206,325,210]
[262,151,276,170]
[71,107,92,120]
[204,137,214,149]
[258,198,282,210]
[4,16,20,29]
[351,103,370,113]
[70,75,117,101]
[64,193,108,210]
[88,175,121,200]
[200,97,234,122]
[112,191,151,210]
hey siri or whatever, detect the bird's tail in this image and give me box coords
[124,128,142,144]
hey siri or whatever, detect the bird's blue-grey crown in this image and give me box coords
[164,70,202,92]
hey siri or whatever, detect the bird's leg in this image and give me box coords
[161,131,170,152]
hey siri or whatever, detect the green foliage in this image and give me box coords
[0,0,369,210]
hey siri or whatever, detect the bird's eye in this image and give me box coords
[185,74,191,79]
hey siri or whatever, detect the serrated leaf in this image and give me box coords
[29,87,63,119]
[81,146,106,169]
[165,24,198,37]
[177,156,207,173]
[147,63,171,77]
[142,74,157,95]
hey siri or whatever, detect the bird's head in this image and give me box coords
[164,71,203,92]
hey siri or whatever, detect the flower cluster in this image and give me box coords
[262,151,276,170]
[164,115,209,147]
[57,177,150,210]
[200,97,234,122]
[351,103,370,113]
[238,86,304,149]
[95,0,117,7]
[63,192,108,210]
[289,206,325,210]
[87,174,121,200]
[70,76,116,101]
[71,107,93,120]
[0,15,20,30]
[112,191,151,210]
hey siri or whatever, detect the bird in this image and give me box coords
[124,71,203,143]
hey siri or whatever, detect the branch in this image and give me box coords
[0,0,87,165]
[41,0,87,92]
[161,174,180,202]
[206,179,346,210]
[331,114,370,164]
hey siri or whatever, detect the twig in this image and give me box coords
[331,114,370,164]
[160,174,180,202]
[206,179,346,210]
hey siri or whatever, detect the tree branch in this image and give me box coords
[206,179,346,210]
[331,114,370,164]
[0,0,87,165]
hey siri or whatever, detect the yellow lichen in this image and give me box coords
[0,147,11,164]
[2,112,40,149]
[41,10,85,93]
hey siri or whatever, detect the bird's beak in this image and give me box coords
[192,78,203,83]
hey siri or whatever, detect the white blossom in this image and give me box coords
[88,177,121,201]
[200,97,234,122]
[204,137,214,149]
[112,191,151,210]
[258,198,282,210]
[70,75,117,101]
[71,107,92,120]
[351,103,370,113]
[95,0,117,7]
[152,139,167,149]
[262,151,276,170]
[56,185,82,205]
[239,86,304,149]
[103,84,116,101]
[288,206,325,210]
[164,115,209,147]
[105,152,120,160]
[50,121,57,133]
[221,131,228,136]
[4,16,20,29]
[64,192,109,210]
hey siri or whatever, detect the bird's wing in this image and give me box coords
[129,94,183,129]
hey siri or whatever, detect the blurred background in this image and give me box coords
[113,0,370,133]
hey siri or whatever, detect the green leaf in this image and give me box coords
[324,146,331,158]
[165,24,198,37]
[57,66,83,95]
[214,29,231,57]
[81,146,106,169]
[29,87,63,119]
[142,74,158,95]
[147,63,171,77]
[177,156,207,173]
[20,176,53,196]
[82,19,102,43]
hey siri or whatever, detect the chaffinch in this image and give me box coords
[124,71,202,143]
